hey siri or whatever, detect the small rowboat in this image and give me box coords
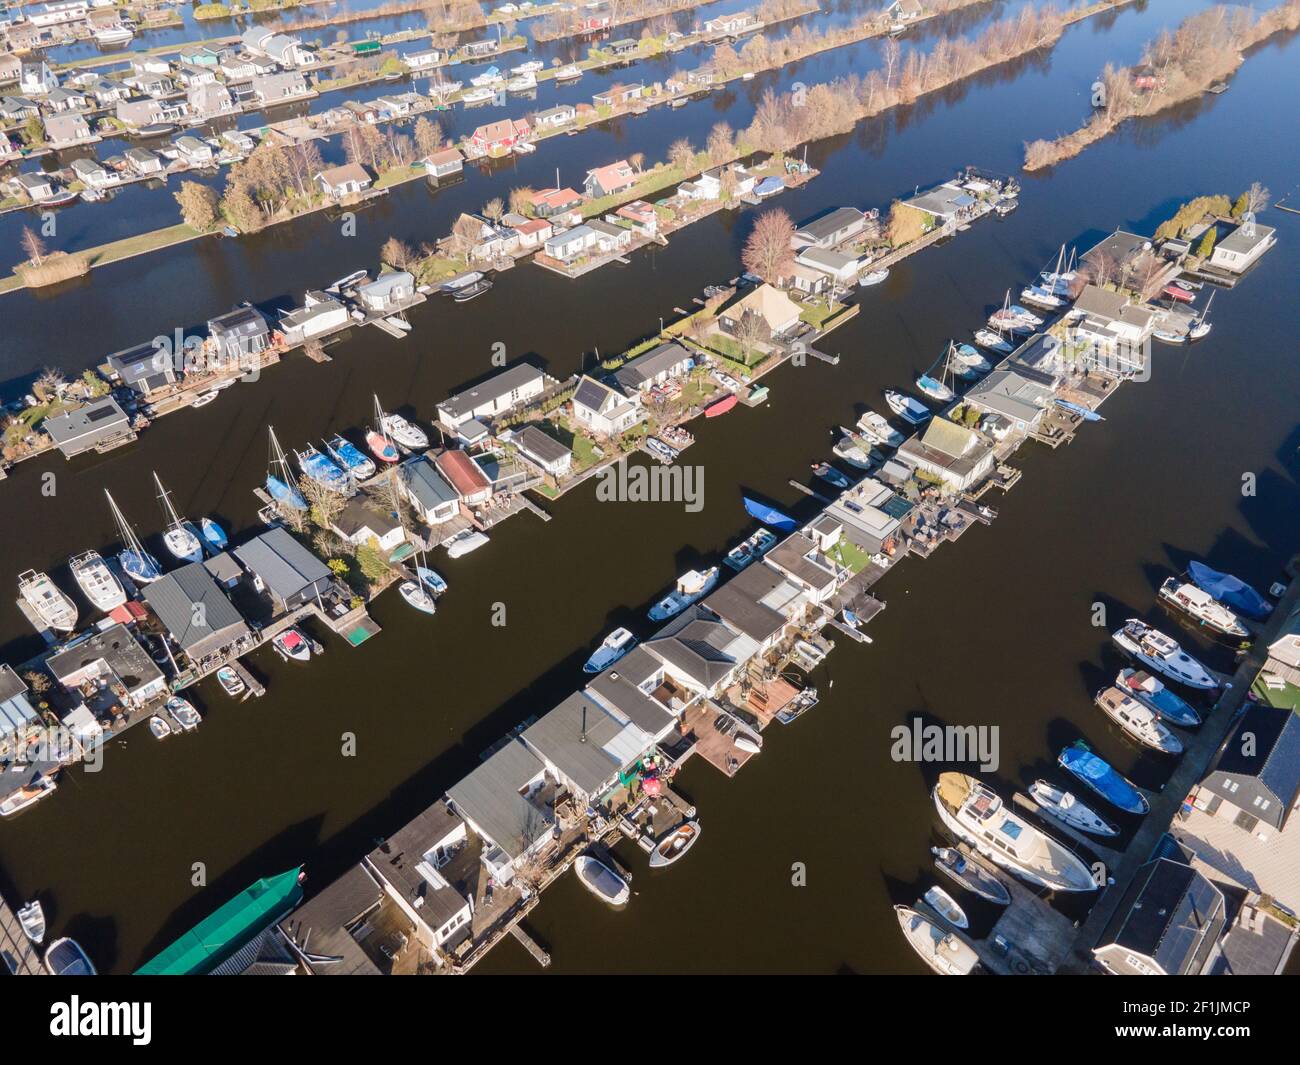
[930,847,1010,905]
[17,900,45,945]
[705,393,738,417]
[217,666,245,697]
[574,855,629,906]
[648,821,701,868]
[366,430,400,463]
[148,714,173,740]
[922,885,968,929]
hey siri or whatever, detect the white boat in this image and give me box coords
[69,550,126,612]
[1152,325,1188,345]
[1094,686,1184,754]
[584,627,637,673]
[381,412,428,450]
[510,60,544,75]
[1027,780,1118,838]
[648,821,701,868]
[398,580,437,614]
[154,472,203,562]
[148,714,173,740]
[1112,619,1218,689]
[43,937,96,976]
[446,530,490,558]
[0,774,56,818]
[915,373,953,403]
[460,86,495,104]
[469,68,504,88]
[165,696,200,731]
[933,772,1096,892]
[554,64,583,81]
[973,328,1014,353]
[858,268,889,287]
[273,628,311,662]
[416,566,448,597]
[949,343,990,373]
[648,567,718,621]
[1039,244,1077,294]
[832,434,874,470]
[856,411,905,448]
[189,389,219,408]
[1188,292,1213,340]
[922,885,968,929]
[732,726,762,755]
[1117,668,1201,727]
[506,72,537,92]
[930,846,1010,904]
[216,666,245,697]
[512,139,536,154]
[574,855,629,906]
[18,570,78,633]
[94,26,134,44]
[724,529,778,571]
[17,900,45,944]
[1019,284,1066,310]
[895,906,979,975]
[884,390,930,425]
[1158,577,1249,638]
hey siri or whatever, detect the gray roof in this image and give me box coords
[400,456,458,510]
[612,340,691,390]
[1217,222,1275,255]
[522,691,636,797]
[334,498,401,540]
[643,608,745,689]
[1096,858,1225,975]
[233,527,331,602]
[358,271,413,300]
[107,342,175,387]
[207,305,268,339]
[365,803,469,932]
[437,363,544,421]
[573,375,621,415]
[142,562,250,659]
[584,648,676,738]
[42,397,130,448]
[964,368,1054,423]
[203,551,243,585]
[703,563,789,642]
[1201,705,1300,830]
[446,740,552,860]
[0,664,26,703]
[46,622,164,695]
[797,246,860,273]
[795,206,864,242]
[278,863,383,975]
[513,425,570,467]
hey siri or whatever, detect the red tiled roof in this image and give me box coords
[587,160,636,192]
[435,450,492,496]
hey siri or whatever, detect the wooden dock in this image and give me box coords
[0,892,44,975]
[508,922,551,967]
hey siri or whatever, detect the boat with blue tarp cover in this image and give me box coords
[1187,561,1272,620]
[1058,745,1148,815]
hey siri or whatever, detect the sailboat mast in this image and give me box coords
[105,489,144,557]
[154,471,183,531]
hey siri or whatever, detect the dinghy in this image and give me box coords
[922,885,968,929]
[930,846,1010,905]
[584,627,637,673]
[149,714,173,740]
[574,855,629,906]
[648,821,701,868]
[17,900,45,945]
[1027,780,1119,837]
[1058,746,1148,815]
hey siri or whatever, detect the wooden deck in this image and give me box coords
[679,702,759,777]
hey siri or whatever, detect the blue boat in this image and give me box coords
[199,518,228,553]
[1187,561,1272,621]
[1053,398,1103,422]
[297,447,349,492]
[119,548,162,585]
[1118,668,1201,728]
[416,566,447,596]
[1058,746,1148,815]
[743,496,798,533]
[266,475,307,511]
[326,435,377,481]
[754,176,784,198]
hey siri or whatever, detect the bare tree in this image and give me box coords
[20,226,46,265]
[741,208,796,284]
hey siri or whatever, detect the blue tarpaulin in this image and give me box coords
[1188,561,1272,621]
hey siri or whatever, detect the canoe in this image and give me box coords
[648,821,701,868]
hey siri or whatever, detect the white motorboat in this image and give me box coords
[930,846,1010,905]
[915,373,953,403]
[94,25,134,44]
[506,72,537,92]
[884,390,930,425]
[43,937,96,976]
[922,885,968,929]
[460,86,495,104]
[1094,686,1184,754]
[17,900,45,944]
[165,696,200,731]
[511,60,544,75]
[512,139,536,154]
[732,725,762,755]
[856,410,905,448]
[18,570,78,633]
[148,714,173,740]
[553,64,583,81]
[189,389,219,408]
[1158,577,1249,638]
[446,529,490,558]
[1027,780,1119,837]
[398,580,437,614]
[647,821,701,868]
[832,434,874,470]
[648,567,718,621]
[933,772,1096,892]
[469,67,504,88]
[1112,619,1218,689]
[1019,284,1066,310]
[1117,668,1201,727]
[858,268,889,286]
[895,906,979,975]
[216,666,245,697]
[973,328,1014,353]
[574,855,629,906]
[0,775,56,817]
[381,412,428,450]
[949,343,990,373]
[69,550,126,612]
[273,628,311,662]
[154,472,203,563]
[584,627,637,673]
[724,529,778,571]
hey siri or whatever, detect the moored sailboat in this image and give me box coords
[106,490,163,584]
[266,426,308,512]
[154,472,203,562]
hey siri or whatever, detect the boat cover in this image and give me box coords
[743,496,797,532]
[1187,561,1271,620]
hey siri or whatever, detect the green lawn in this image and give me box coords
[1253,674,1300,711]
[827,539,872,575]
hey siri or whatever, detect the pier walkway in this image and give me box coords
[1062,560,1300,972]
